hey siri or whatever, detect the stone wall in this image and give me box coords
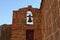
[11,6,43,40]
[40,0,60,40]
[0,24,11,40]
[0,27,1,40]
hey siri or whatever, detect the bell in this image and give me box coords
[28,17,32,22]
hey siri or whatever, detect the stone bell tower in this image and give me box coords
[11,5,43,40]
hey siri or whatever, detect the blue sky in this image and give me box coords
[0,0,42,25]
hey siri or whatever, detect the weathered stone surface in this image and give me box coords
[41,0,60,40]
[11,6,42,40]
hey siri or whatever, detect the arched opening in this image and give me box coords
[26,11,33,25]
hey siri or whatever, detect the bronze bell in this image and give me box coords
[28,15,32,22]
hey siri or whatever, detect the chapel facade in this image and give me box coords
[11,6,43,40]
